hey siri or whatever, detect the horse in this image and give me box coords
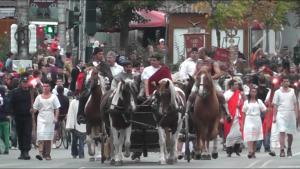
[154,78,186,164]
[192,69,221,160]
[104,78,138,166]
[78,67,108,162]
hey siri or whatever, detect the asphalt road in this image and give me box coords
[1,131,300,168]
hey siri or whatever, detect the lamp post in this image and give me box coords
[16,0,29,60]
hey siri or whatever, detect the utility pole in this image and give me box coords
[16,0,29,60]
[58,0,67,57]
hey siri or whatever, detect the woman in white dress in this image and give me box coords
[32,81,61,160]
[243,87,267,158]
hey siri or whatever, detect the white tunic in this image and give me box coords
[242,99,266,142]
[33,94,61,141]
[66,99,86,133]
[141,65,160,80]
[272,88,297,134]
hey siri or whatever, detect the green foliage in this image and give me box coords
[0,33,10,61]
[98,0,162,29]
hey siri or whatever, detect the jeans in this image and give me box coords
[256,132,271,151]
[71,130,86,158]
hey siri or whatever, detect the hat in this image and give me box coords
[121,60,133,66]
[20,76,28,83]
[159,38,165,43]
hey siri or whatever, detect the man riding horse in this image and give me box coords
[77,47,113,124]
[186,47,228,117]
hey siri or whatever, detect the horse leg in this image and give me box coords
[86,135,96,161]
[116,129,125,166]
[169,115,183,164]
[212,138,219,159]
[158,127,167,164]
[110,127,120,165]
[124,125,132,158]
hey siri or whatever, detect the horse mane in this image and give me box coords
[159,78,178,110]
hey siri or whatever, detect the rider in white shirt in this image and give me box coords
[106,51,123,76]
[178,47,200,80]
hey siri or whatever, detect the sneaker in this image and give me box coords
[36,155,43,160]
[280,149,285,157]
[287,148,292,157]
[52,144,56,149]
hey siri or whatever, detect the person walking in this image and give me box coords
[272,76,299,157]
[0,86,10,155]
[10,76,33,160]
[243,87,267,158]
[32,81,61,160]
[66,97,86,159]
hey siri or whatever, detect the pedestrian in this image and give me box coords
[66,97,86,159]
[272,76,299,157]
[0,86,10,155]
[32,80,61,160]
[53,86,69,149]
[242,87,267,158]
[10,76,32,160]
[223,79,244,157]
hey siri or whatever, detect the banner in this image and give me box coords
[184,33,204,57]
[12,60,32,73]
[29,0,58,20]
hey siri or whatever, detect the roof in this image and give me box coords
[129,10,165,28]
[168,3,210,14]
[0,1,15,7]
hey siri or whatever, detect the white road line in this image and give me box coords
[246,160,261,168]
[259,159,272,168]
[294,151,300,156]
[278,166,300,168]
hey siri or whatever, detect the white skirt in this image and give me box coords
[37,110,55,141]
[243,115,263,142]
[226,114,243,147]
[276,110,297,134]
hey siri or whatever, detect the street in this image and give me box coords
[1,131,300,168]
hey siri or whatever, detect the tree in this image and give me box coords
[246,0,293,52]
[0,33,10,61]
[97,0,163,51]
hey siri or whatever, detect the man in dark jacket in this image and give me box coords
[10,76,32,160]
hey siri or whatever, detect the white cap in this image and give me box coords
[159,38,164,43]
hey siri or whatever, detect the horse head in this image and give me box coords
[119,78,138,112]
[156,78,179,115]
[195,69,214,98]
[85,67,107,95]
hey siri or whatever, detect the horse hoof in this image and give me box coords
[101,157,106,163]
[160,160,166,165]
[110,159,115,165]
[124,151,130,158]
[212,152,218,159]
[115,161,123,166]
[167,158,175,164]
[89,157,95,162]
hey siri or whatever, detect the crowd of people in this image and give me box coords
[0,38,299,163]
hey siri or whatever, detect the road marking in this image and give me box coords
[278,166,300,168]
[246,160,261,168]
[294,151,300,156]
[259,159,272,168]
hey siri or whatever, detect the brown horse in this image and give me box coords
[155,78,186,164]
[83,67,107,162]
[192,69,221,160]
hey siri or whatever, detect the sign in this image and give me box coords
[184,33,204,57]
[12,60,32,73]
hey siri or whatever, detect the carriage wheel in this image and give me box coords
[184,114,191,162]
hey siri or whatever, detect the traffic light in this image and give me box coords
[28,24,37,54]
[85,1,97,36]
[44,25,56,38]
[10,24,18,54]
[68,7,81,29]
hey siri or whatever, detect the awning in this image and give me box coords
[129,10,165,28]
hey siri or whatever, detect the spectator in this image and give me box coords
[10,76,32,160]
[0,86,10,155]
[52,78,70,96]
[5,52,13,72]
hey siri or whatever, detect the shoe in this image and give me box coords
[280,149,285,157]
[18,152,25,160]
[287,148,292,157]
[269,151,276,156]
[36,155,43,160]
[45,156,52,160]
[52,144,56,149]
[23,151,31,160]
[72,155,77,159]
[247,152,253,159]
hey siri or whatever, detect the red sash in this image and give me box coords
[148,65,172,95]
[224,90,243,139]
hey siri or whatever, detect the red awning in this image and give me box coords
[129,10,165,28]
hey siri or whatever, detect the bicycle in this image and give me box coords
[54,118,71,149]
